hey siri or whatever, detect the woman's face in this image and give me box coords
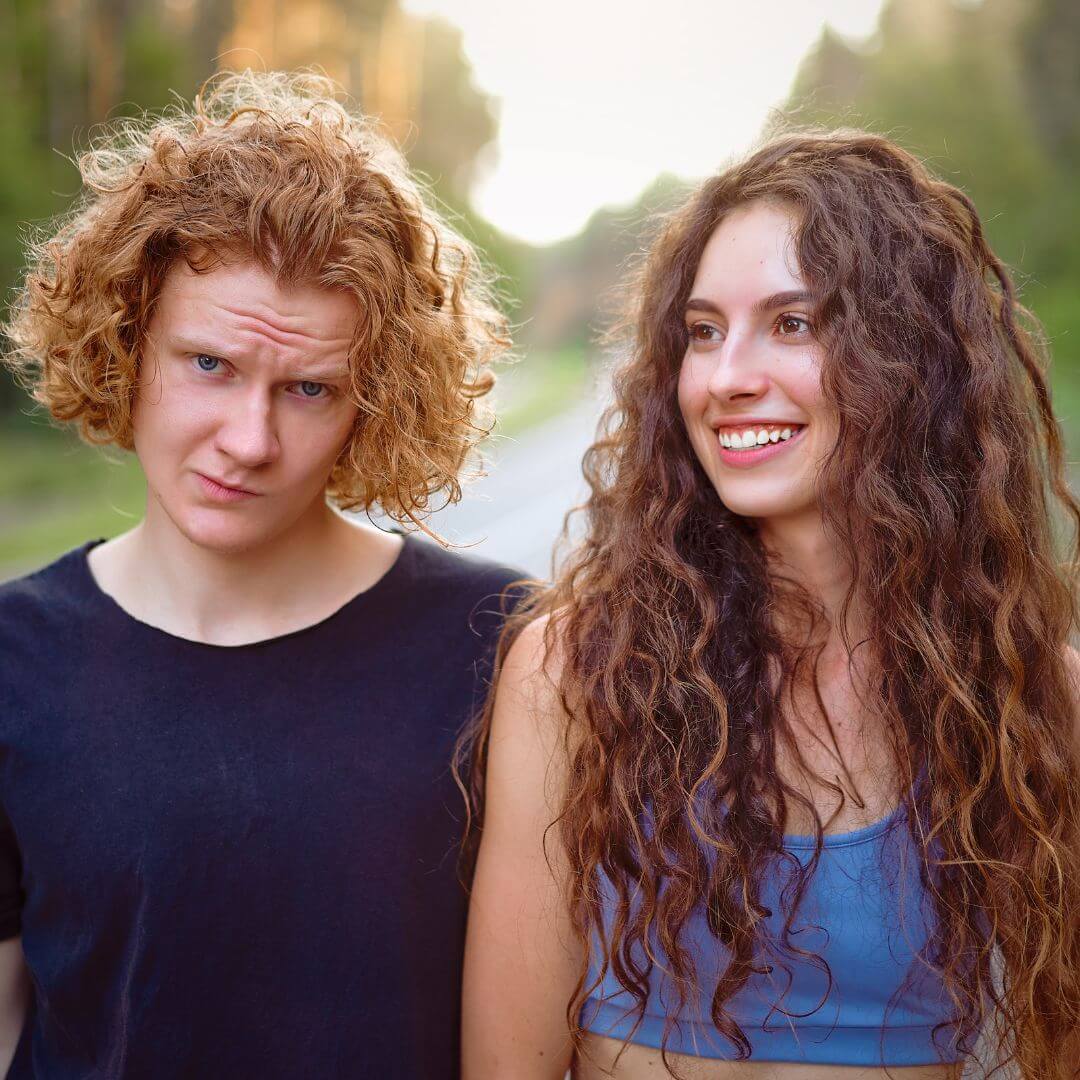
[678,200,837,524]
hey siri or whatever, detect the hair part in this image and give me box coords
[3,69,510,526]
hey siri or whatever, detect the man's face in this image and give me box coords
[132,258,361,554]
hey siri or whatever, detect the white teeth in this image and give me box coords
[720,424,803,451]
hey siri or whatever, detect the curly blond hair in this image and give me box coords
[3,70,509,525]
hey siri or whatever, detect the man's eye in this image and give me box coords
[295,381,328,399]
[195,354,221,372]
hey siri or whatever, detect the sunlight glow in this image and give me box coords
[401,0,886,244]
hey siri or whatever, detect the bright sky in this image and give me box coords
[401,0,887,245]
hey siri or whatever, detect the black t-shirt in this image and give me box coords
[0,535,523,1079]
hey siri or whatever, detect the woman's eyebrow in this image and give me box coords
[751,289,815,316]
[684,290,815,318]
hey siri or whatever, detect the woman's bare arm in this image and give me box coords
[462,617,582,1080]
[0,937,28,1075]
[1063,645,1080,1058]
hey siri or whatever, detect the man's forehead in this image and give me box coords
[157,259,359,343]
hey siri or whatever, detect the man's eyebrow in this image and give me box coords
[684,290,816,319]
[169,334,238,359]
[286,368,350,382]
[169,335,351,381]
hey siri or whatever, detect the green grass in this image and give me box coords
[0,426,145,576]
[493,347,589,436]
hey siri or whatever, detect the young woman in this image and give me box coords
[0,71,519,1078]
[462,132,1080,1079]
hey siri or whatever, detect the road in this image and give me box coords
[406,396,605,579]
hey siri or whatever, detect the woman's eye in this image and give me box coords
[195,354,221,372]
[688,322,722,344]
[776,315,811,336]
[294,381,328,399]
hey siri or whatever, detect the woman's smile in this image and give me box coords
[716,423,808,468]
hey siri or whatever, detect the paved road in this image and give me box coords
[408,396,605,579]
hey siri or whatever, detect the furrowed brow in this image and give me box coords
[169,334,237,360]
[287,369,351,382]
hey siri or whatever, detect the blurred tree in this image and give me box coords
[523,173,692,353]
[0,0,511,422]
[780,0,1080,400]
[784,0,1046,261]
[222,0,496,209]
[1021,0,1080,163]
[407,18,496,206]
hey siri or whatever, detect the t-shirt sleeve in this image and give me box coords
[0,804,23,939]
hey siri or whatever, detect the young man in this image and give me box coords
[0,71,520,1078]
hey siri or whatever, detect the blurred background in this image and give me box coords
[1,0,1078,578]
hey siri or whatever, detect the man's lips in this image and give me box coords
[197,473,260,501]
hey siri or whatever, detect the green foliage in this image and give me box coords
[409,17,498,208]
[0,0,511,409]
[517,173,695,353]
[783,0,1080,445]
[0,422,145,577]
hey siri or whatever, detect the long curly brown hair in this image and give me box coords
[465,131,1080,1077]
[3,70,508,526]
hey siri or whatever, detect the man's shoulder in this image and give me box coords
[0,543,96,624]
[403,535,529,606]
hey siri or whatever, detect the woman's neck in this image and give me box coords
[757,509,867,654]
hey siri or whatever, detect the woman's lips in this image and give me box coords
[715,425,807,469]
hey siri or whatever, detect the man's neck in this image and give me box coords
[88,502,402,646]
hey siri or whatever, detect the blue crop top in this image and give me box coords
[580,799,979,1067]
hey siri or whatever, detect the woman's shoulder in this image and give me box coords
[1064,645,1080,749]
[493,610,580,752]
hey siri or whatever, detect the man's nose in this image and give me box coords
[214,391,281,468]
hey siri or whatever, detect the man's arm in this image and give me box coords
[0,936,28,1076]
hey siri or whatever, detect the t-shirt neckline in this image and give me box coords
[75,530,415,651]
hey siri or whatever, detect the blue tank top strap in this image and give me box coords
[581,768,977,1067]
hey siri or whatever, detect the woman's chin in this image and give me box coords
[714,484,817,523]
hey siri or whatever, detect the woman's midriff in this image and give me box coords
[573,1033,963,1080]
